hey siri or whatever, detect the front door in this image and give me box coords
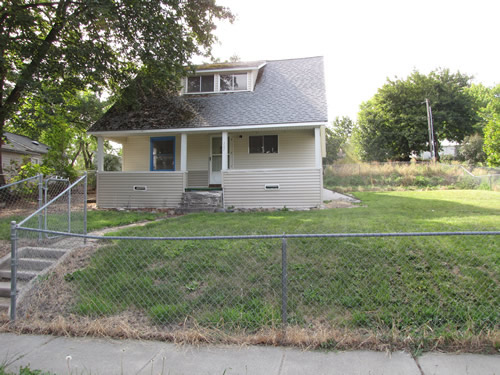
[209,136,230,185]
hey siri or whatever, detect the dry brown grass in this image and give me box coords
[1,313,497,354]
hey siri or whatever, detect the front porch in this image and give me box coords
[94,126,325,209]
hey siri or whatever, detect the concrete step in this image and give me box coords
[0,297,9,312]
[18,258,55,271]
[0,282,10,297]
[18,247,66,259]
[0,269,38,281]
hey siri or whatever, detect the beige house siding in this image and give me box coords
[231,129,315,170]
[97,172,186,208]
[186,134,210,170]
[187,170,209,187]
[222,168,322,209]
[121,129,316,174]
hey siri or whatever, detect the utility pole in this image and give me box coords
[425,98,437,161]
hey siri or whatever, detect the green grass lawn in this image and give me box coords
[65,190,500,348]
[0,210,163,241]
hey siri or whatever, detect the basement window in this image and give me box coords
[249,135,278,154]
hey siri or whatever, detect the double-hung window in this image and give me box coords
[249,135,278,154]
[150,137,175,171]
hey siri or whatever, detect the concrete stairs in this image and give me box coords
[180,191,223,213]
[0,247,66,313]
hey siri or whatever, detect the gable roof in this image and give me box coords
[89,56,328,133]
[1,132,49,155]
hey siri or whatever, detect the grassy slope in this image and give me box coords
[0,210,162,241]
[67,190,500,343]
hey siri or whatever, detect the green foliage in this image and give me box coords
[324,116,354,164]
[0,0,234,179]
[458,134,486,165]
[484,114,500,166]
[466,84,500,166]
[13,163,55,182]
[353,69,478,161]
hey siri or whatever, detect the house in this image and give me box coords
[1,132,49,176]
[88,56,328,209]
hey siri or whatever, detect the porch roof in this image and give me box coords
[89,56,328,135]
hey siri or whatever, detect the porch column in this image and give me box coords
[222,131,228,170]
[314,127,322,169]
[97,136,104,172]
[180,133,187,171]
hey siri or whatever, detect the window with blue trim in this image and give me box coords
[150,137,175,171]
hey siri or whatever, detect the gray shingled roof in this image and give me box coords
[1,132,49,155]
[89,56,328,133]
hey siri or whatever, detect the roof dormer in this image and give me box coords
[181,61,266,95]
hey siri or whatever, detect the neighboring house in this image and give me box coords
[1,132,49,176]
[418,140,459,160]
[88,56,328,209]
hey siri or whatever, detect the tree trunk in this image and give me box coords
[0,115,6,186]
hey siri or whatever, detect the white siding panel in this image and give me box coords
[222,168,322,209]
[97,172,186,208]
[232,130,315,170]
[188,170,208,187]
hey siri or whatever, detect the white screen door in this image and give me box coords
[210,136,230,185]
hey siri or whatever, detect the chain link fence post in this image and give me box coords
[37,174,43,242]
[83,172,88,244]
[10,221,18,322]
[281,235,288,328]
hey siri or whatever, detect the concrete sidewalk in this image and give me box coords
[1,334,499,375]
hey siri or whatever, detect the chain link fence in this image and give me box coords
[9,228,499,348]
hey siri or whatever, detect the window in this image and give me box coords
[249,135,278,154]
[187,75,214,93]
[220,73,247,91]
[150,137,175,171]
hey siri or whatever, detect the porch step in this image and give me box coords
[0,297,9,312]
[181,191,223,212]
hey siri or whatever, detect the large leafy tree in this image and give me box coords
[324,116,354,164]
[352,69,479,161]
[467,84,500,166]
[0,0,233,183]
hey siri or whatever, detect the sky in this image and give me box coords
[200,0,500,122]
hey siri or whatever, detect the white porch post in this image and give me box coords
[314,127,322,169]
[180,133,187,172]
[222,131,228,170]
[97,136,104,172]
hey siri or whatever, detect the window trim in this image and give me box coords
[150,136,176,171]
[184,72,249,94]
[248,135,279,154]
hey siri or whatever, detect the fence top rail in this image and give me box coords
[17,174,86,227]
[0,174,41,190]
[13,226,500,241]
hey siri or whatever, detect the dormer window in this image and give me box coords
[220,73,247,91]
[187,75,214,93]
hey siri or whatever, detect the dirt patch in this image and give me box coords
[323,200,359,209]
